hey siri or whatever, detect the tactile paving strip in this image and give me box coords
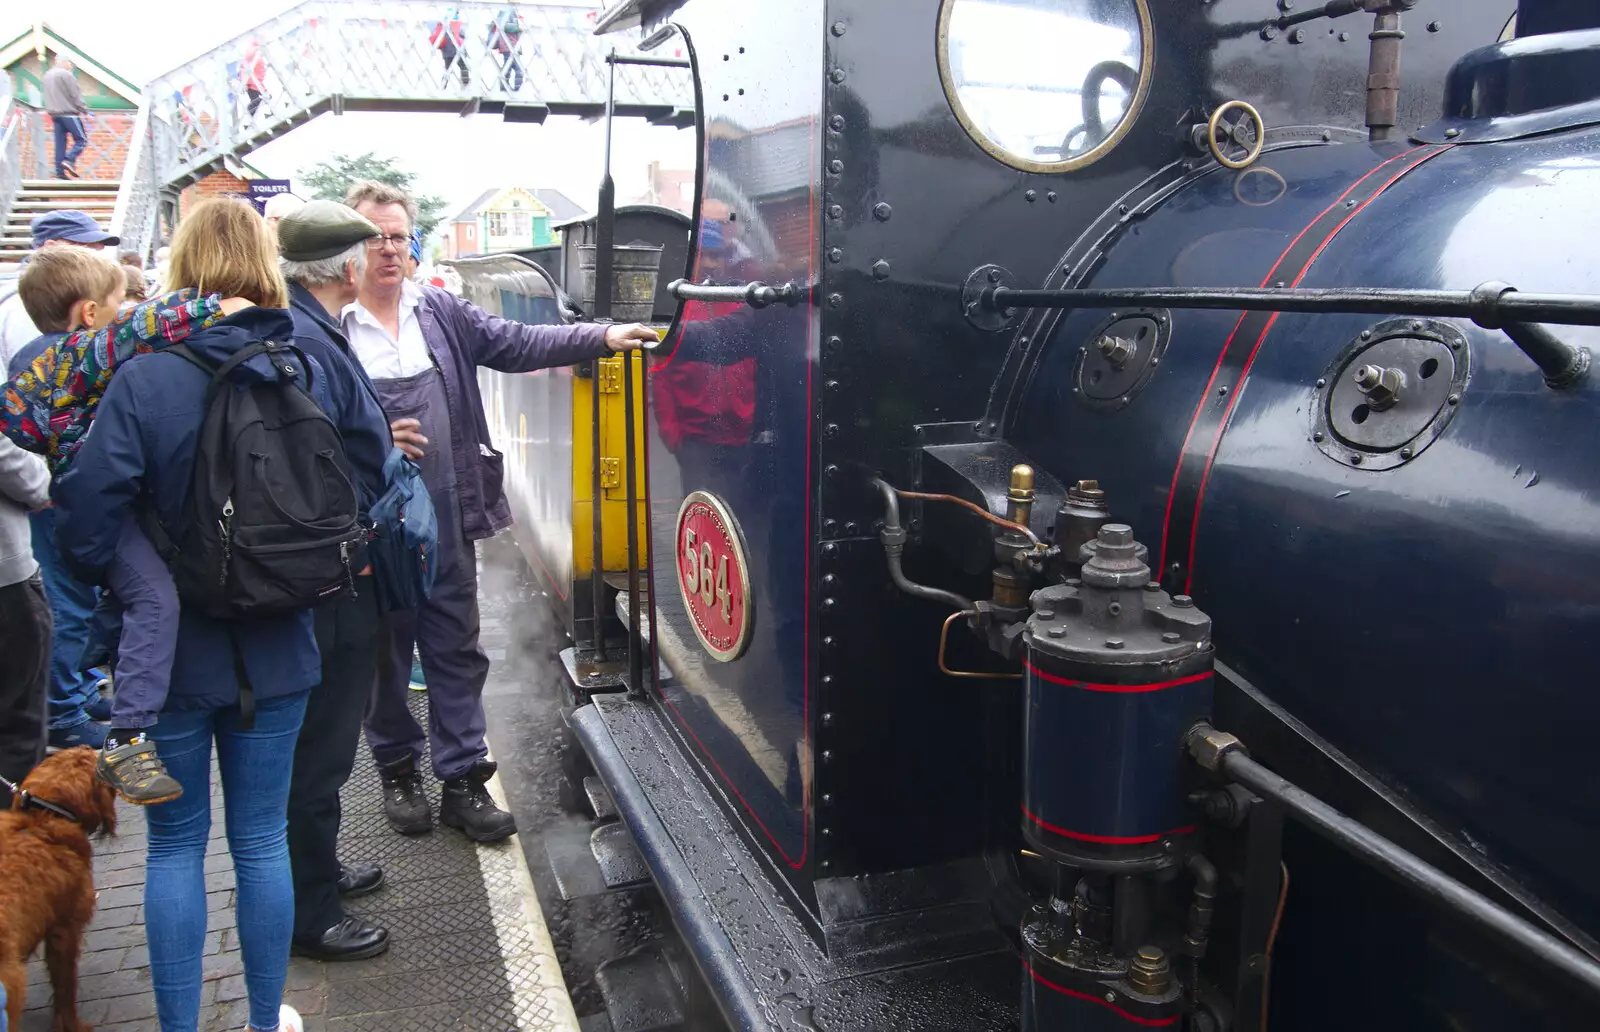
[26,677,579,1032]
[326,689,580,1032]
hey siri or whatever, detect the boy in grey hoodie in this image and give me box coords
[0,435,52,784]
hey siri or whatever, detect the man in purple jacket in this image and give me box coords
[343,181,656,841]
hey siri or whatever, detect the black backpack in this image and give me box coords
[149,339,364,620]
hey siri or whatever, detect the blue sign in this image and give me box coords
[241,179,294,214]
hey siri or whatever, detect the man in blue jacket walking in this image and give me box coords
[343,180,656,842]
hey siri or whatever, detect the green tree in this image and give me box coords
[299,152,449,237]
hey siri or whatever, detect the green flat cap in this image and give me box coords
[277,200,380,262]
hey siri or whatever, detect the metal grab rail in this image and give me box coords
[110,102,162,261]
[1187,725,1600,999]
[667,278,802,308]
[976,279,1596,388]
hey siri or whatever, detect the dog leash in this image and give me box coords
[0,771,81,824]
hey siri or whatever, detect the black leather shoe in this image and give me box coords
[291,915,390,961]
[440,760,517,843]
[376,754,433,835]
[338,861,385,898]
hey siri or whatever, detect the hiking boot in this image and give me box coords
[440,760,516,843]
[376,755,433,835]
[97,735,183,805]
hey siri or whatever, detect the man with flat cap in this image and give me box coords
[277,200,402,960]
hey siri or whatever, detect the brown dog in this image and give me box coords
[0,747,118,1032]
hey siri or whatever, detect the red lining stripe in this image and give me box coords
[1156,144,1433,578]
[1180,145,1450,593]
[644,76,815,869]
[1025,961,1184,1026]
[1024,663,1211,694]
[1023,805,1196,844]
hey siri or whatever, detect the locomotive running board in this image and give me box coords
[572,696,1019,1031]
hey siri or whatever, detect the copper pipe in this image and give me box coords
[895,489,1043,548]
[938,611,1023,679]
[1261,861,1290,1032]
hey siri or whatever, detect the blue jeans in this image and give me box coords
[144,691,308,1032]
[51,115,87,176]
[30,509,102,730]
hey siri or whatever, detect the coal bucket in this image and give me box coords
[577,244,665,323]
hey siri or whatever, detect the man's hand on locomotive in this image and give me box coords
[605,323,660,351]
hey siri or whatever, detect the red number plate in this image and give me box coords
[675,491,751,662]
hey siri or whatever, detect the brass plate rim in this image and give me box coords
[934,0,1156,175]
[674,489,754,663]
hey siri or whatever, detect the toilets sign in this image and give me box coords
[241,180,294,215]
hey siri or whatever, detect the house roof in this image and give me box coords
[450,187,590,225]
[0,22,142,104]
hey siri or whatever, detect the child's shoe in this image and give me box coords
[98,733,183,805]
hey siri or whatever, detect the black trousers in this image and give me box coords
[0,574,52,785]
[287,580,381,939]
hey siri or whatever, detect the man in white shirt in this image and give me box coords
[341,179,655,843]
[0,210,120,368]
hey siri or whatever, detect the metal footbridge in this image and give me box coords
[3,2,693,261]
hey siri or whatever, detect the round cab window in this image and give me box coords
[938,0,1153,173]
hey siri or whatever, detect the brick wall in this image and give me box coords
[179,170,251,218]
[18,111,137,182]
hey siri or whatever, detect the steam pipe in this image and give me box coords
[1188,727,1600,999]
[870,479,976,614]
[1184,853,1219,1008]
[1184,853,1218,960]
[1365,8,1405,141]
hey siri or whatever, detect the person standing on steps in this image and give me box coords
[275,201,400,963]
[42,57,90,180]
[342,180,657,843]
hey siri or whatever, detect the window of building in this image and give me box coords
[487,210,532,238]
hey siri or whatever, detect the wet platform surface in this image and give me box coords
[18,541,582,1032]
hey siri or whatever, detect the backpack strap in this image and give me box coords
[168,340,316,404]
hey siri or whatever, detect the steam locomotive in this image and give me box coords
[491,0,1600,1028]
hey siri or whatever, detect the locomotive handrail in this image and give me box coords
[978,280,1596,387]
[1187,724,1600,1000]
[667,279,802,308]
[981,281,1600,327]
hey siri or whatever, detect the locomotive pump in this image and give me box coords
[1018,524,1216,1030]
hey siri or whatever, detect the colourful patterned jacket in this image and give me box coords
[1,290,224,472]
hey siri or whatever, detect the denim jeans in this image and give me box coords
[144,691,308,1032]
[30,509,101,730]
[51,115,87,176]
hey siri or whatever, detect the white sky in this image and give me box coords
[2,1,698,230]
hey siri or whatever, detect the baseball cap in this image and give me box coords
[31,210,120,249]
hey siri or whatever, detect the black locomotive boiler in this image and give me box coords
[548,0,1600,1028]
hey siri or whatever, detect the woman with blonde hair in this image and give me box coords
[54,197,321,1032]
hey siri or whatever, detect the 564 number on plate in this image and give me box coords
[674,492,751,662]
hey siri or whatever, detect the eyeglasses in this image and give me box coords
[364,234,411,251]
